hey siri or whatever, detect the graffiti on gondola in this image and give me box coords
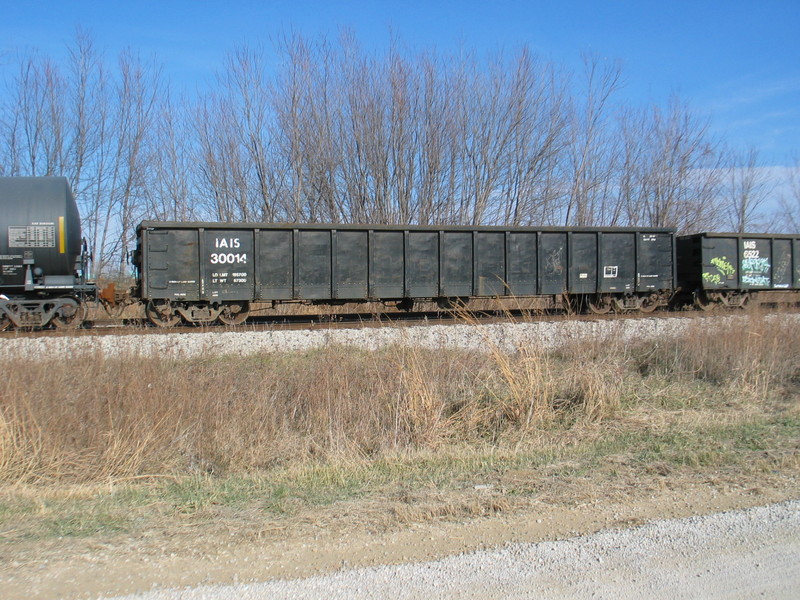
[741,240,770,287]
[702,256,735,286]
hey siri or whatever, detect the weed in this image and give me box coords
[0,312,797,540]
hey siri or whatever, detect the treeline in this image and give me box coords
[0,31,795,275]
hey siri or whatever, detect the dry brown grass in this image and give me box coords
[636,310,800,400]
[1,312,798,485]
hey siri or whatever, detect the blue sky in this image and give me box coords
[2,0,799,166]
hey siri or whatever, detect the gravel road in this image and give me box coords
[101,500,799,600]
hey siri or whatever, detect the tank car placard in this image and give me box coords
[202,231,254,300]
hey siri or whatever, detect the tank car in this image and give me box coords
[0,176,95,329]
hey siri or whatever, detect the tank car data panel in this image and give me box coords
[8,224,56,248]
[202,230,254,301]
[0,245,25,286]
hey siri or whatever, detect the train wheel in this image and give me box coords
[102,299,127,318]
[52,297,87,329]
[735,292,751,310]
[218,301,250,325]
[588,295,613,315]
[694,292,715,311]
[638,295,659,313]
[0,314,10,331]
[146,300,180,327]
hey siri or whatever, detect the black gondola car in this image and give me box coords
[677,232,800,309]
[134,222,676,325]
[0,177,95,329]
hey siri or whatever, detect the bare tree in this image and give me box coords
[5,28,778,272]
[105,51,162,274]
[264,37,572,228]
[144,90,194,221]
[269,33,345,222]
[779,157,800,232]
[493,51,568,227]
[563,54,624,226]
[721,146,775,232]
[619,98,722,233]
[2,53,67,176]
[194,93,251,221]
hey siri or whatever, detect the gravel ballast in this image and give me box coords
[0,315,767,360]
[101,500,800,600]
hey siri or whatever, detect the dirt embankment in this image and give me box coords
[2,471,798,599]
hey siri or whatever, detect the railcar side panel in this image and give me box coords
[334,230,368,299]
[370,230,403,298]
[540,233,567,295]
[739,237,772,289]
[795,239,800,288]
[202,229,254,301]
[772,239,792,289]
[258,229,293,299]
[441,231,472,297]
[144,229,200,300]
[568,232,597,295]
[406,231,438,297]
[637,232,673,291]
[475,232,506,296]
[296,230,331,299]
[702,237,738,289]
[598,232,635,293]
[506,232,538,296]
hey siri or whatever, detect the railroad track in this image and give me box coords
[0,306,740,340]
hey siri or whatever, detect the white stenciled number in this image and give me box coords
[210,253,248,264]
